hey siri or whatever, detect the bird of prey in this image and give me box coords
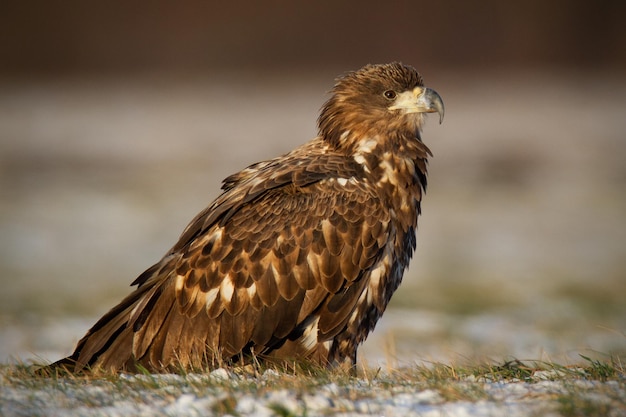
[47,62,444,374]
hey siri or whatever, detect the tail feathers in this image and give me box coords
[39,306,137,374]
[39,276,159,374]
[40,270,220,374]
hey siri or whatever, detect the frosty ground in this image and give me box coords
[2,362,626,417]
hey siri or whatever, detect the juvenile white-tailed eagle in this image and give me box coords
[48,62,444,373]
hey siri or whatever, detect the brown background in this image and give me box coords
[1,1,625,76]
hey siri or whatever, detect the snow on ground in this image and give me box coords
[2,368,625,417]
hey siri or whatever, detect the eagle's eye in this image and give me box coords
[383,90,397,100]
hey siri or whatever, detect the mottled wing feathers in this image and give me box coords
[68,142,392,371]
[170,139,354,253]
[167,169,388,364]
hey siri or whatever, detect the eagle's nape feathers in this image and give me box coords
[44,62,444,374]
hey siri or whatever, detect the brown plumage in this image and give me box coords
[47,62,444,374]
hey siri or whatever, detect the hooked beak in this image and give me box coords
[389,86,445,124]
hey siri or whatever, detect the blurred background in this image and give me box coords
[1,1,625,368]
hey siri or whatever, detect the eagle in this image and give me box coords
[47,62,444,374]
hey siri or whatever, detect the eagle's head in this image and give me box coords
[317,62,444,149]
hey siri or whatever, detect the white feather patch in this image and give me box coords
[368,262,386,288]
[300,317,320,351]
[350,290,369,325]
[352,137,377,172]
[355,137,378,154]
[174,274,185,295]
[220,275,235,302]
[204,287,220,310]
[246,283,257,298]
[212,228,223,241]
[377,152,399,186]
[353,154,367,166]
